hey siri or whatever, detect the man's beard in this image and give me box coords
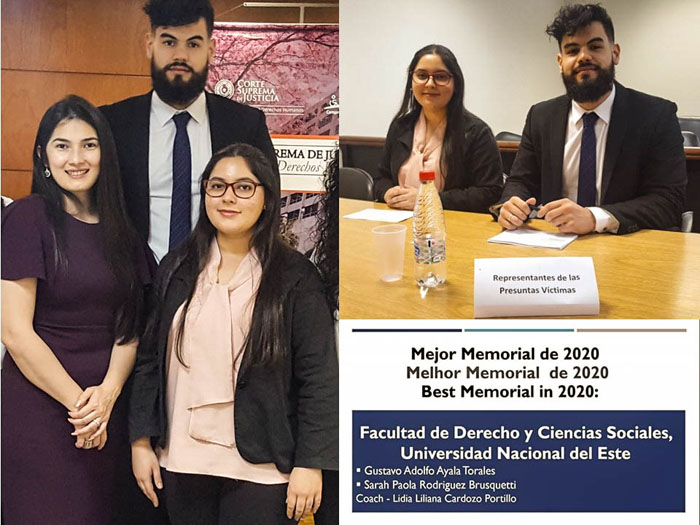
[151,60,208,106]
[562,62,615,103]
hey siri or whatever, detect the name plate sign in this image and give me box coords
[474,257,599,318]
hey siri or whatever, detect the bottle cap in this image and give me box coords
[419,170,435,181]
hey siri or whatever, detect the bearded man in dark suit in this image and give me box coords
[494,3,686,235]
[101,0,278,260]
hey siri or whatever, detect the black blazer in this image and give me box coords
[100,92,279,242]
[128,245,338,473]
[500,82,687,234]
[374,110,503,212]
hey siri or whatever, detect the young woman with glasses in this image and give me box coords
[1,95,152,524]
[129,143,338,524]
[374,44,504,212]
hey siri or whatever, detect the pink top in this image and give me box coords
[397,111,446,191]
[158,240,289,484]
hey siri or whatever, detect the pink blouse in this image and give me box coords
[397,110,446,191]
[157,240,289,484]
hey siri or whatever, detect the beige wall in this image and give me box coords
[1,0,338,199]
[339,0,700,137]
[611,0,700,115]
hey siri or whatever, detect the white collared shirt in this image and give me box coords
[148,91,212,260]
[562,84,619,233]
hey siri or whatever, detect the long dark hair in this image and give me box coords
[31,94,144,344]
[314,153,338,313]
[391,44,467,184]
[158,143,287,367]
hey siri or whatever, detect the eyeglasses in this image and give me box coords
[203,178,262,199]
[412,69,453,86]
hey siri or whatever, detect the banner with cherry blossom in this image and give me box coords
[208,23,338,253]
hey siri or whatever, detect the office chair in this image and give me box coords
[679,117,700,140]
[340,166,375,201]
[495,131,522,141]
[681,211,694,233]
[681,131,700,147]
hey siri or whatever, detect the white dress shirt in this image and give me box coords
[148,91,212,260]
[562,84,619,233]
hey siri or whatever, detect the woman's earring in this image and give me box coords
[44,167,51,178]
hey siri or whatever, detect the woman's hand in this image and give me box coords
[132,438,162,508]
[67,382,120,441]
[384,186,418,210]
[72,423,108,450]
[72,422,86,448]
[95,427,108,450]
[286,467,322,521]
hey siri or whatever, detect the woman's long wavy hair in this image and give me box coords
[391,44,468,183]
[156,143,287,367]
[314,153,338,313]
[31,95,144,344]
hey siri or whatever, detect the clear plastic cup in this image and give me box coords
[372,224,407,282]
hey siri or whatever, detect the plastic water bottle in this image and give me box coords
[413,170,447,287]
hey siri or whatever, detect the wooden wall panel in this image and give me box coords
[1,0,68,71]
[64,0,150,75]
[213,0,338,23]
[1,170,32,200]
[300,8,338,23]
[220,6,306,23]
[2,70,151,171]
[1,0,149,75]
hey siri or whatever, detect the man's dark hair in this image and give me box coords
[143,0,215,36]
[546,3,615,47]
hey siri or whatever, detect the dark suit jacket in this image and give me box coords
[500,82,687,234]
[100,92,279,242]
[128,245,339,473]
[374,110,503,212]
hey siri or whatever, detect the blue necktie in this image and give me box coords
[169,112,192,250]
[577,112,598,207]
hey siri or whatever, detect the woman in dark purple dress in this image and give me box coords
[1,95,150,524]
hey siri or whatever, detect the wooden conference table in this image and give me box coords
[340,199,700,319]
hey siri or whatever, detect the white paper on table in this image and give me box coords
[473,257,599,318]
[343,208,413,223]
[488,228,577,250]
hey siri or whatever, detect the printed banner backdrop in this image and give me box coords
[208,23,339,253]
[209,23,339,137]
